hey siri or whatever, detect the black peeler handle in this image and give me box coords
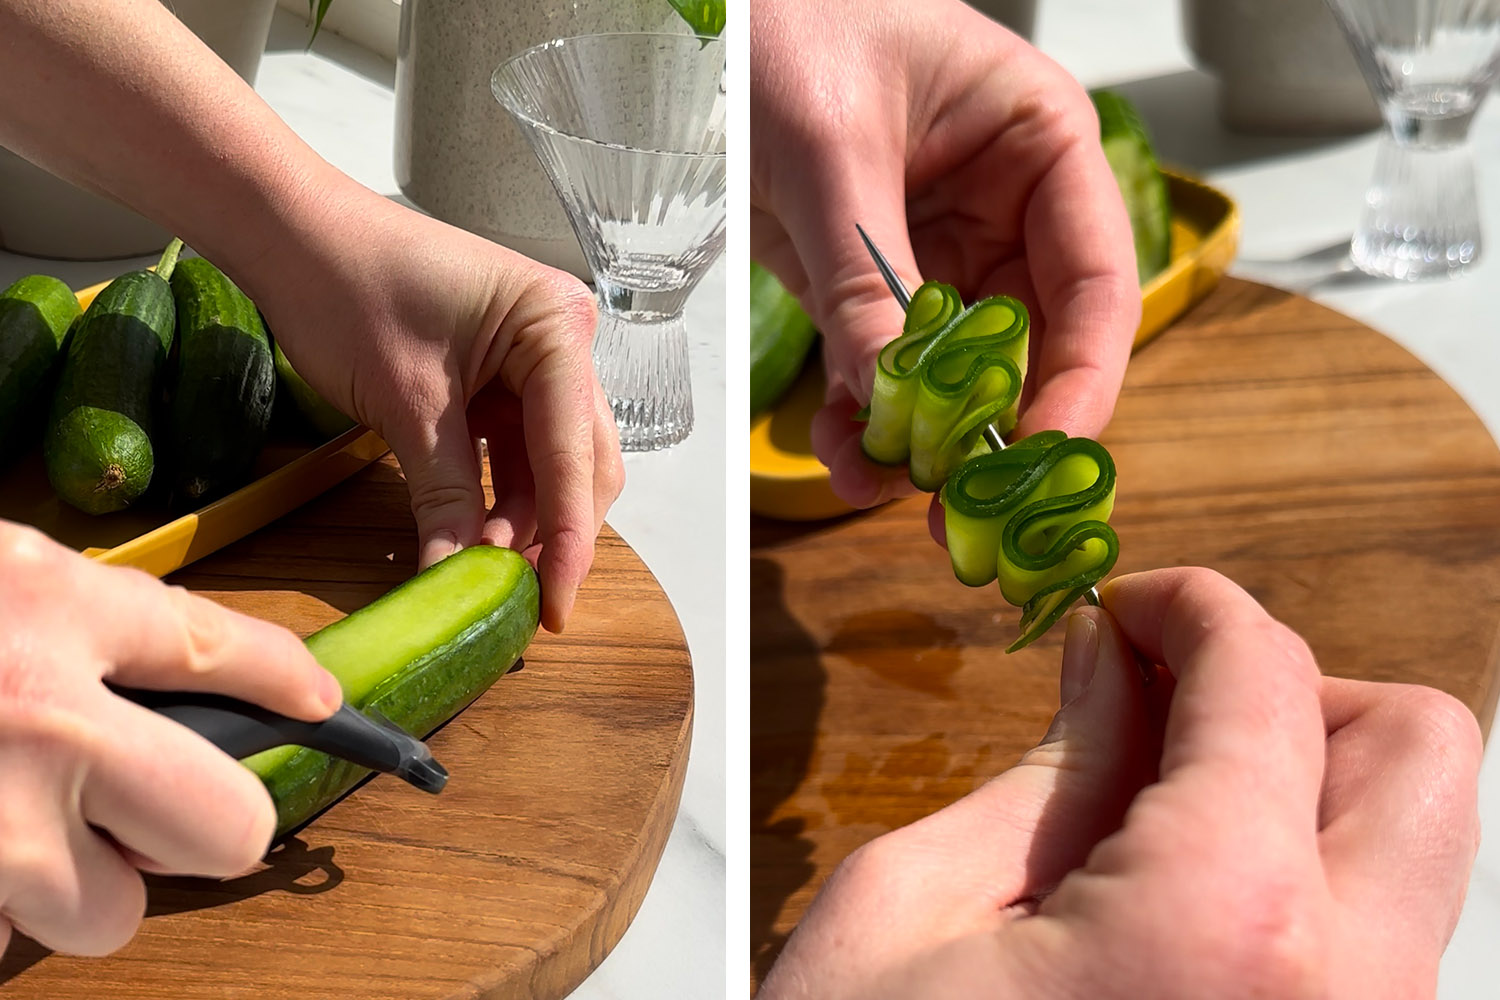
[117,689,449,794]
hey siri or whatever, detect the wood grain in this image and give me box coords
[2,453,693,1000]
[750,277,1500,984]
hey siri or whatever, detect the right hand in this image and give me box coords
[0,521,341,957]
[762,567,1482,998]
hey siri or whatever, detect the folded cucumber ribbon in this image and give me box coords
[858,280,1120,651]
[943,431,1118,651]
[861,281,1029,492]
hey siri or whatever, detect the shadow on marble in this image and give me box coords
[264,9,396,89]
[1236,238,1390,294]
[1096,69,1376,172]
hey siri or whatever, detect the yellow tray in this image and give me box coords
[1,275,389,577]
[749,168,1241,522]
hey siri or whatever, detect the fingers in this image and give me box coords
[81,562,340,723]
[1099,568,1327,836]
[1012,111,1140,441]
[81,696,278,879]
[881,606,1155,906]
[519,326,600,634]
[0,759,144,957]
[774,159,917,406]
[391,392,487,572]
[590,378,624,538]
[1318,677,1481,949]
[811,383,920,508]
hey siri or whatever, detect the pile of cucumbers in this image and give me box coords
[748,91,1171,420]
[0,239,351,515]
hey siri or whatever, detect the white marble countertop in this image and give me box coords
[0,10,723,998]
[1032,2,1497,994]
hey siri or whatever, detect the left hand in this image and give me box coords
[236,181,623,633]
[751,0,1140,510]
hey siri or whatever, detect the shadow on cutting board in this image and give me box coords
[749,556,826,984]
[0,836,343,984]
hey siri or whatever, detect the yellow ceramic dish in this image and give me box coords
[749,168,1241,522]
[0,274,388,577]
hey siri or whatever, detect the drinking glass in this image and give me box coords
[492,33,726,451]
[1326,0,1500,280]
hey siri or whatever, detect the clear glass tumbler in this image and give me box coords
[1326,0,1500,280]
[492,33,726,451]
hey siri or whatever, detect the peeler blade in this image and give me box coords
[365,709,449,794]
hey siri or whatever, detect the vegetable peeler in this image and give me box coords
[855,222,1106,613]
[121,689,450,794]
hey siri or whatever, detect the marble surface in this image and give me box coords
[0,10,723,998]
[1030,2,1498,995]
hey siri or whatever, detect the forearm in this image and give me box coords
[0,0,356,293]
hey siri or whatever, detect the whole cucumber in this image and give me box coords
[244,544,540,834]
[167,257,276,504]
[44,240,183,514]
[750,261,818,417]
[0,275,81,464]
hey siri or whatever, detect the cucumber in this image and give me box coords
[245,544,540,835]
[750,261,818,417]
[0,275,81,464]
[166,257,276,504]
[271,338,356,439]
[44,240,183,514]
[1091,90,1172,284]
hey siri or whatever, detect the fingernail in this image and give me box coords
[420,531,460,570]
[1059,612,1099,708]
[317,670,343,714]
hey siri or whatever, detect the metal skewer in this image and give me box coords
[855,223,1103,610]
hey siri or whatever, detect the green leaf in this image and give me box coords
[669,0,727,37]
[306,0,335,46]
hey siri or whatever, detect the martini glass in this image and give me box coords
[492,32,726,451]
[1326,0,1500,280]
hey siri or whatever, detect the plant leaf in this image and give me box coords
[669,0,726,37]
[306,0,335,46]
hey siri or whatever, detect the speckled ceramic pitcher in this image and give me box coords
[394,0,688,278]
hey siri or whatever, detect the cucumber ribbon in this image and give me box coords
[861,280,1028,492]
[859,280,1120,651]
[943,431,1118,651]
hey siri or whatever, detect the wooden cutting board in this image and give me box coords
[750,277,1500,984]
[1,453,693,1000]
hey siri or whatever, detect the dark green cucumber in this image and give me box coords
[1091,89,1172,284]
[271,338,356,439]
[0,275,81,464]
[166,257,276,504]
[44,240,183,514]
[750,261,818,417]
[245,544,540,835]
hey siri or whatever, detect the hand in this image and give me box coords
[0,0,623,634]
[237,181,624,634]
[0,521,342,957]
[760,568,1481,999]
[751,0,1140,509]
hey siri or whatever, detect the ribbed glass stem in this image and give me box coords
[593,304,693,451]
[1351,131,1481,279]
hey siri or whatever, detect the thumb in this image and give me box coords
[779,163,918,406]
[385,395,485,570]
[898,607,1156,906]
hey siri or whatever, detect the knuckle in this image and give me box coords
[1389,685,1483,778]
[409,482,480,523]
[1222,888,1327,999]
[0,522,55,572]
[167,587,229,675]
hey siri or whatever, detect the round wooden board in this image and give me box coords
[750,277,1500,984]
[1,454,693,1000]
